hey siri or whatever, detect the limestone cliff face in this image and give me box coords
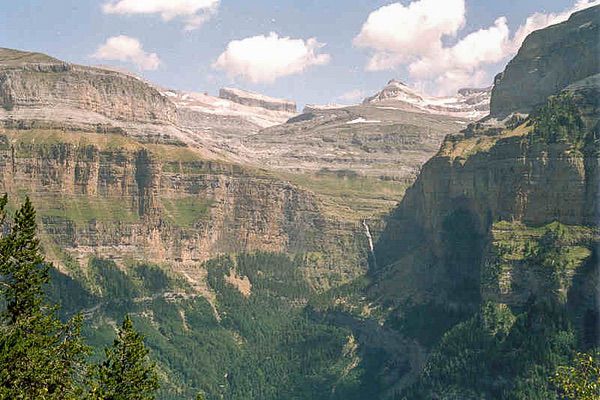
[375,7,600,306]
[489,5,600,118]
[383,126,596,252]
[0,50,367,291]
[0,129,365,287]
[0,49,177,125]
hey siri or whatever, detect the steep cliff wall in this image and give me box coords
[0,128,367,289]
[375,80,598,302]
[489,5,599,118]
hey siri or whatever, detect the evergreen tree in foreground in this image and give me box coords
[90,315,159,400]
[0,195,160,399]
[0,195,89,399]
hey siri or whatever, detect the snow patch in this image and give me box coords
[347,117,381,124]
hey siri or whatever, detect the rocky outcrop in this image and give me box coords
[219,87,297,113]
[0,50,177,125]
[489,5,600,118]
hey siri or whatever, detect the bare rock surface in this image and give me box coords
[490,5,600,118]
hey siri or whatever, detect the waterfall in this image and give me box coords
[362,219,374,253]
[362,219,377,267]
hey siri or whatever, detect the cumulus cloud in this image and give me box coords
[408,16,511,94]
[354,0,466,71]
[355,0,599,94]
[102,0,219,30]
[213,33,331,84]
[92,35,161,71]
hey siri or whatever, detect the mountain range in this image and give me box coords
[0,4,598,399]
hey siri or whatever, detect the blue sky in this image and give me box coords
[0,0,595,107]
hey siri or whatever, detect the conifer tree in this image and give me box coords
[0,195,88,399]
[91,315,159,400]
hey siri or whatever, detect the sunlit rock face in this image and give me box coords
[490,5,600,118]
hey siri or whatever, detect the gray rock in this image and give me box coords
[490,5,600,118]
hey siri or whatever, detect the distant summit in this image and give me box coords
[363,79,424,104]
[363,79,491,120]
[219,87,297,114]
[161,88,297,129]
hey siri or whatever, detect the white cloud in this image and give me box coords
[213,33,331,84]
[408,16,511,94]
[355,0,599,95]
[354,0,466,71]
[102,0,219,30]
[92,35,161,71]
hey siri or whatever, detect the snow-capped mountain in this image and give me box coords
[363,80,491,120]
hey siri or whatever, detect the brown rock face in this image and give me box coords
[386,132,595,248]
[489,5,600,118]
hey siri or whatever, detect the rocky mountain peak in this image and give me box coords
[364,79,424,104]
[363,80,491,120]
[387,79,408,86]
